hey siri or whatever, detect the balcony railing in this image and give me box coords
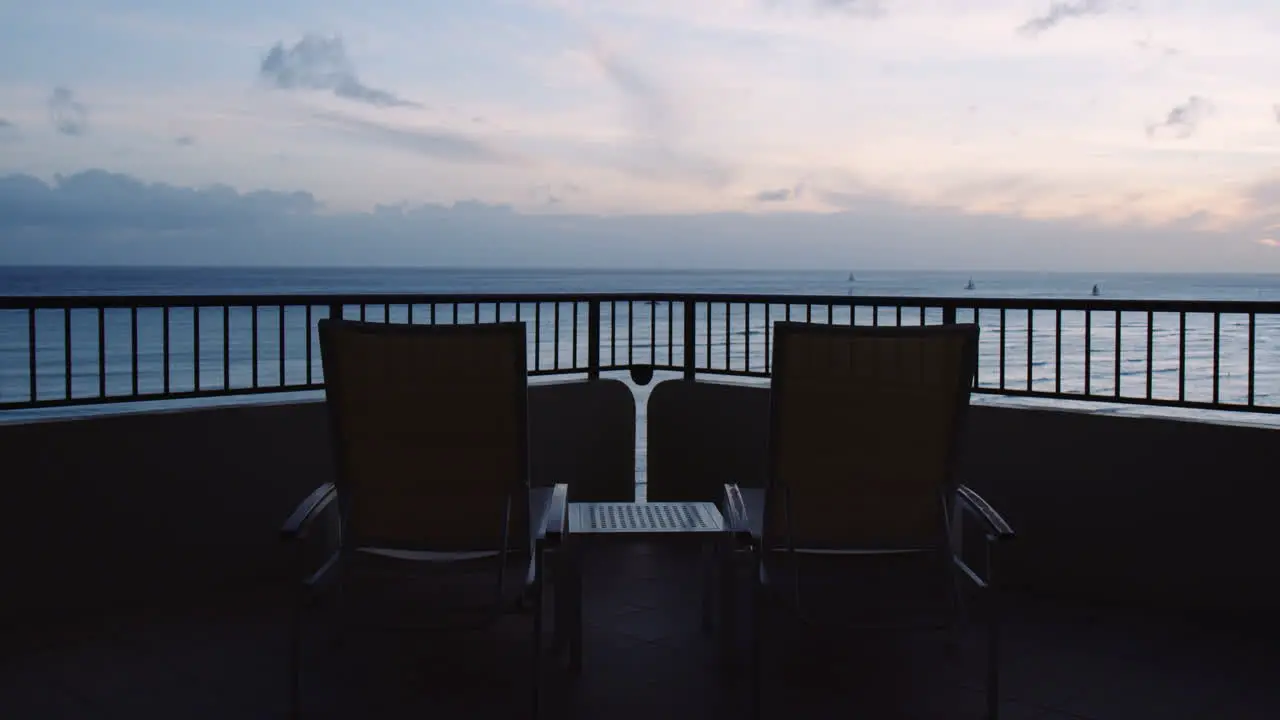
[1,292,1278,414]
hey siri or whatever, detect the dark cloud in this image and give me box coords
[260,35,420,109]
[1146,96,1212,139]
[174,135,196,147]
[1018,0,1108,37]
[0,170,316,235]
[0,118,13,129]
[755,188,792,203]
[0,168,1261,272]
[530,182,585,206]
[48,87,89,136]
[754,182,811,204]
[310,110,517,165]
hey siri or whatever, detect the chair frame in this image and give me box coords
[281,318,567,719]
[720,321,1016,720]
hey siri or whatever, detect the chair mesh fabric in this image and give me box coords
[319,319,531,554]
[765,322,978,551]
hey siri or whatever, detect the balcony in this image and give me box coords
[3,291,1280,719]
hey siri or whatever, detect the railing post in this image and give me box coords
[683,300,697,381]
[328,302,343,322]
[942,305,957,325]
[587,300,601,380]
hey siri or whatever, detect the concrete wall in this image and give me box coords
[645,379,1280,619]
[5,375,1279,622]
[0,379,634,622]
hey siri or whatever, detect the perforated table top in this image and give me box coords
[568,502,725,535]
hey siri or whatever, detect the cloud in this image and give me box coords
[0,118,13,129]
[754,188,793,202]
[607,146,735,188]
[586,42,735,187]
[174,135,196,147]
[0,168,1269,272]
[1244,179,1280,238]
[1273,104,1280,124]
[529,182,586,206]
[1135,38,1179,57]
[1248,178,1280,213]
[0,170,317,235]
[1146,96,1212,140]
[1018,0,1108,37]
[590,45,675,143]
[259,35,420,109]
[310,110,518,165]
[1258,238,1280,248]
[48,86,89,136]
[811,0,886,16]
[763,0,885,16]
[754,183,807,203]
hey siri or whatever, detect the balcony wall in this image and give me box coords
[645,379,1280,620]
[0,379,635,623]
[3,376,1278,625]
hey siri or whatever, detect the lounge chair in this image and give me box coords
[720,321,1015,719]
[281,318,567,718]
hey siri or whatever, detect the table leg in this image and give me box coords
[569,540,583,675]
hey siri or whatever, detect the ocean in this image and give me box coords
[4,266,1280,496]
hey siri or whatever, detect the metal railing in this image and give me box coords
[1,292,1278,414]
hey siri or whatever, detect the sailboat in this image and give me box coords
[1091,284,1101,297]
[965,278,976,291]
[847,273,856,282]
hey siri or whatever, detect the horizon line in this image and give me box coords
[4,265,1280,277]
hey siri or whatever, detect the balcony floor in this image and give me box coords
[4,541,1278,720]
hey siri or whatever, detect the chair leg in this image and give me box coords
[700,540,714,635]
[986,608,1001,720]
[329,577,347,651]
[533,549,544,720]
[751,577,763,720]
[986,550,1003,720]
[945,554,969,661]
[289,587,304,720]
[719,540,738,673]
[569,542,583,675]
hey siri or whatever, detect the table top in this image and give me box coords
[568,501,725,535]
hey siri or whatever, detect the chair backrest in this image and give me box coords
[318,319,530,553]
[764,321,979,551]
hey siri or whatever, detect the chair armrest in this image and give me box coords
[280,483,337,542]
[957,485,1014,542]
[720,483,756,544]
[538,483,569,546]
[721,484,748,532]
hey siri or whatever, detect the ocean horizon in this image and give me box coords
[8,265,1280,300]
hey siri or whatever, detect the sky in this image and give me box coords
[2,0,1280,270]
